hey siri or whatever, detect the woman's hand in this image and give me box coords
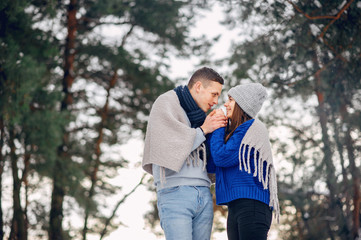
[200,109,227,134]
[213,108,225,117]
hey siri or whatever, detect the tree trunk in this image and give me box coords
[61,0,77,111]
[49,0,77,239]
[21,152,31,240]
[313,57,337,240]
[9,129,27,240]
[0,118,4,240]
[296,208,305,238]
[49,163,65,240]
[339,103,361,239]
[82,72,117,240]
[331,112,352,236]
[314,72,337,201]
[346,129,360,239]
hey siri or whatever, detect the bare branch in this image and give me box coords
[317,0,355,40]
[99,174,146,240]
[287,0,355,61]
[121,24,135,48]
[286,0,353,20]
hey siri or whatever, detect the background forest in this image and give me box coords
[0,0,361,240]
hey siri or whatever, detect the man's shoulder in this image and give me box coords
[149,89,182,117]
[154,89,178,106]
[158,89,176,99]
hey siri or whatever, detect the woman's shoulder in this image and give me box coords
[234,119,255,132]
[224,119,255,142]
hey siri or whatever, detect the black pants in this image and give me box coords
[227,198,272,240]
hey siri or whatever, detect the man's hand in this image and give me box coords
[200,109,228,135]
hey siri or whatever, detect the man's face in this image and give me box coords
[192,80,222,112]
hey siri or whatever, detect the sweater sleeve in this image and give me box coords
[206,136,216,173]
[208,120,254,168]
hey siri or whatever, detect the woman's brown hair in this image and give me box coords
[224,102,252,143]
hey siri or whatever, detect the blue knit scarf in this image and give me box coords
[174,85,206,128]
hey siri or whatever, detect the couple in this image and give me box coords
[142,67,280,240]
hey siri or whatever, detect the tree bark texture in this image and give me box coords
[339,103,361,239]
[49,0,77,239]
[9,129,26,240]
[312,53,337,240]
[82,72,117,240]
[0,118,4,240]
[314,70,337,203]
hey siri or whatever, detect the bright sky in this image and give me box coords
[168,3,240,81]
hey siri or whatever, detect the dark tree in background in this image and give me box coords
[220,0,361,239]
[1,1,65,240]
[0,0,213,239]
[2,0,360,240]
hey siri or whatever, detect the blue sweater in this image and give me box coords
[207,119,270,206]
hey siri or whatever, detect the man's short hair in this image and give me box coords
[188,67,224,89]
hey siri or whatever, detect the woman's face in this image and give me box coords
[224,96,236,118]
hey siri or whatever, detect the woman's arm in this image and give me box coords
[206,137,216,173]
[208,128,240,168]
[209,120,253,168]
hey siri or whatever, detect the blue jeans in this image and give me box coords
[157,186,214,240]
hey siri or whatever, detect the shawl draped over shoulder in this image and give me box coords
[142,90,197,174]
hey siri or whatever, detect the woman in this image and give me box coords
[207,83,279,240]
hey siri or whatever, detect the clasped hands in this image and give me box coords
[200,109,228,135]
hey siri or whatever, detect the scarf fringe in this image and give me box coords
[188,143,207,170]
[238,119,280,223]
[160,143,207,185]
[269,167,280,223]
[239,144,270,190]
[238,143,280,223]
[160,166,166,188]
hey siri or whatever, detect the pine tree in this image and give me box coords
[220,0,361,239]
[0,1,65,239]
[0,0,213,239]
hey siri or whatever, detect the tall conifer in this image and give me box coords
[222,0,361,238]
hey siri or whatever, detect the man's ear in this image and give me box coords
[194,81,202,93]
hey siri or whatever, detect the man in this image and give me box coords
[142,67,227,240]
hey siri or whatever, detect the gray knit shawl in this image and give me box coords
[240,119,280,222]
[142,90,198,174]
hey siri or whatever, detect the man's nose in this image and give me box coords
[214,97,218,105]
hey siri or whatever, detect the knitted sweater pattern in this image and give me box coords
[207,119,280,222]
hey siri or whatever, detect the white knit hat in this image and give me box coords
[228,83,268,118]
